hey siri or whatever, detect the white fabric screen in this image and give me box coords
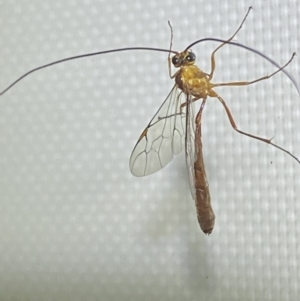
[0,1,299,300]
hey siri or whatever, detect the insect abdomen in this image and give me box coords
[194,147,215,234]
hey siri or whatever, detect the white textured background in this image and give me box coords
[0,1,299,301]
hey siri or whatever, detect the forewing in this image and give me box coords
[185,93,196,199]
[130,85,186,177]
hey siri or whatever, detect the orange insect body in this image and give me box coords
[129,7,297,234]
[171,51,216,234]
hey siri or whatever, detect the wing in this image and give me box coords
[185,93,196,199]
[130,85,186,177]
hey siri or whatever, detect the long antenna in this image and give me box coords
[0,39,298,96]
[0,47,177,96]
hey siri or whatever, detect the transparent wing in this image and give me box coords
[185,93,196,199]
[130,85,186,177]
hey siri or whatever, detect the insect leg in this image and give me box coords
[211,53,296,88]
[180,97,201,110]
[208,6,252,80]
[214,93,300,164]
[159,96,202,121]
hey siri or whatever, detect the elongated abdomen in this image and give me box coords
[194,164,215,234]
[194,137,215,234]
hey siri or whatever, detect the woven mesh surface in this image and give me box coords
[0,1,299,300]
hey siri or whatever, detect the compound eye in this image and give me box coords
[172,55,179,65]
[186,52,196,62]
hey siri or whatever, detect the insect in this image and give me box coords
[0,7,299,234]
[129,7,298,233]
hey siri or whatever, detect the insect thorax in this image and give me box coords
[175,65,210,97]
